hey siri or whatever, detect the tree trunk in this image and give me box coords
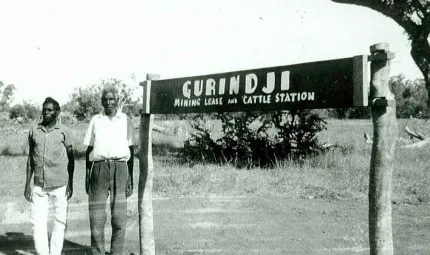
[409,35,430,106]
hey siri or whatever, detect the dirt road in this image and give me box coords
[1,196,429,254]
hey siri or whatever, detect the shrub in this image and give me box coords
[181,110,327,168]
[271,109,327,158]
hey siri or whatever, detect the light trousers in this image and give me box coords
[30,185,68,255]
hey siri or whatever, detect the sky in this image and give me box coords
[0,0,423,106]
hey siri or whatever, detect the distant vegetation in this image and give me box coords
[1,75,428,167]
[0,78,142,124]
[62,78,142,121]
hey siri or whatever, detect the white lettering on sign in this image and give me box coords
[275,92,315,102]
[281,71,290,91]
[181,70,291,98]
[174,70,315,109]
[183,81,191,99]
[174,98,201,107]
[194,80,203,97]
[228,98,238,104]
[229,76,240,95]
[245,73,258,94]
[204,97,223,106]
[242,95,272,104]
[206,78,216,96]
[264,71,290,94]
[219,78,226,95]
[264,72,275,94]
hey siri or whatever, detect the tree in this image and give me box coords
[9,104,25,120]
[331,0,430,105]
[68,84,103,121]
[390,74,428,118]
[23,101,41,121]
[9,101,41,122]
[67,78,141,121]
[0,81,16,111]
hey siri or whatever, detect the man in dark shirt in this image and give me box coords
[24,97,75,255]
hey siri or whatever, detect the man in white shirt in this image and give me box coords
[83,86,135,255]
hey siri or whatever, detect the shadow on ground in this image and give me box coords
[0,232,91,255]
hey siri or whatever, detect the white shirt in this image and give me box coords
[83,111,135,161]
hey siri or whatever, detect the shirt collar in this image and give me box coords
[37,121,61,132]
[101,109,123,119]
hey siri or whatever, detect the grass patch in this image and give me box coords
[1,119,430,206]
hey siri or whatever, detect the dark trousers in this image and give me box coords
[89,161,128,255]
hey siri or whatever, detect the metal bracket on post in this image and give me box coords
[370,98,396,107]
[368,52,395,62]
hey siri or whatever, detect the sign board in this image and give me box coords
[146,56,368,114]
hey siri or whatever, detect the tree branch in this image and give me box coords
[404,126,426,140]
[421,5,430,34]
[425,1,430,11]
[400,139,430,148]
[364,126,430,149]
[410,0,426,14]
[331,0,419,35]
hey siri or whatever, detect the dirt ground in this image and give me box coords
[1,195,429,255]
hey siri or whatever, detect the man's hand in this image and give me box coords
[85,147,93,195]
[126,176,133,198]
[24,184,32,202]
[66,183,73,200]
[85,169,90,195]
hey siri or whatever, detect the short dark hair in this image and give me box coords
[43,97,61,111]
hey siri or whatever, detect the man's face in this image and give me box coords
[101,92,118,114]
[42,103,58,123]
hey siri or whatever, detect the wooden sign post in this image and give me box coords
[138,74,159,255]
[368,43,396,255]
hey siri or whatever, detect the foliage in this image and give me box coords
[391,75,428,118]
[324,76,426,119]
[271,109,328,157]
[9,101,41,122]
[181,110,327,168]
[0,111,8,122]
[8,105,25,120]
[326,108,371,119]
[59,111,78,125]
[331,0,430,106]
[65,84,101,121]
[65,78,141,121]
[0,81,15,111]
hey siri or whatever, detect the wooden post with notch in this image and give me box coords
[368,43,396,255]
[138,73,159,255]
